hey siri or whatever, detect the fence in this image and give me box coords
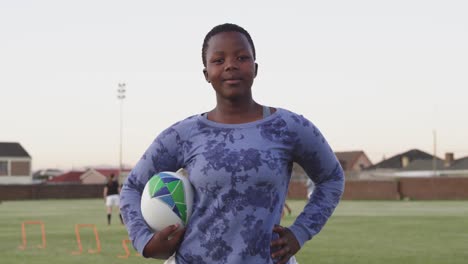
[288,177,468,200]
[1,178,468,201]
[0,184,102,200]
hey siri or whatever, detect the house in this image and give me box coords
[47,168,131,184]
[366,149,440,170]
[47,170,84,184]
[80,168,124,184]
[335,151,373,178]
[448,156,468,170]
[403,152,468,177]
[92,168,131,184]
[32,168,64,182]
[364,149,468,177]
[0,142,32,184]
[290,150,372,180]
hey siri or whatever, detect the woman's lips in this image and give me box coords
[223,78,242,85]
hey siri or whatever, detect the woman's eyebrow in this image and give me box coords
[210,48,249,55]
[210,51,225,55]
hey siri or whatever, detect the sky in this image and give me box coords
[1,0,467,171]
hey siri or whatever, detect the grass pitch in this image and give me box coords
[0,199,467,264]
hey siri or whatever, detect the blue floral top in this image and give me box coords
[120,108,344,264]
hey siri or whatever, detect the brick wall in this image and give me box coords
[342,180,400,200]
[288,177,468,200]
[287,180,399,200]
[1,177,468,200]
[399,177,468,200]
[0,184,103,200]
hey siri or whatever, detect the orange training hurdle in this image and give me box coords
[71,224,101,255]
[117,239,141,258]
[18,220,46,250]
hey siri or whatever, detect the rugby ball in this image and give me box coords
[141,171,194,232]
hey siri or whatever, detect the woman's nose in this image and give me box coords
[224,58,239,71]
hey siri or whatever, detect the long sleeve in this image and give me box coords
[119,127,184,256]
[288,117,345,247]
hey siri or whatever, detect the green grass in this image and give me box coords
[1,200,467,264]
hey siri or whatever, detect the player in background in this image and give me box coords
[103,173,124,225]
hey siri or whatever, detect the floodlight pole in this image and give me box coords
[432,129,437,176]
[117,83,126,177]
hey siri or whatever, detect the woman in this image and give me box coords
[120,23,345,264]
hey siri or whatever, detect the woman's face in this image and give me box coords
[203,31,257,101]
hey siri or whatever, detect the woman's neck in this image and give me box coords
[208,100,263,124]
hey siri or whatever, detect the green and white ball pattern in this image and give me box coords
[140,171,194,232]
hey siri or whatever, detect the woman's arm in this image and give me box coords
[120,127,185,258]
[288,118,345,247]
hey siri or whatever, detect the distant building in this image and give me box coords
[364,149,468,177]
[366,149,440,170]
[291,150,372,180]
[445,154,468,170]
[47,168,131,184]
[46,170,85,184]
[0,142,32,184]
[335,151,373,178]
[32,168,64,183]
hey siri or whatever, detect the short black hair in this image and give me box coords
[202,23,256,67]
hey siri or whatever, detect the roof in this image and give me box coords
[47,171,84,183]
[95,168,131,178]
[46,168,133,183]
[450,156,468,170]
[0,142,31,158]
[335,151,371,170]
[404,159,445,171]
[366,149,441,170]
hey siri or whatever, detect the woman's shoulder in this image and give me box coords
[275,108,315,127]
[159,114,201,138]
[169,114,199,129]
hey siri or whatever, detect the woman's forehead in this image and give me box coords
[206,31,252,54]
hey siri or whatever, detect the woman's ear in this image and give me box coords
[254,63,258,77]
[203,68,210,83]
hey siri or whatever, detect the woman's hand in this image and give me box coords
[142,224,186,259]
[271,225,300,264]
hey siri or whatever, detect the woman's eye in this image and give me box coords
[212,58,224,64]
[238,56,250,61]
